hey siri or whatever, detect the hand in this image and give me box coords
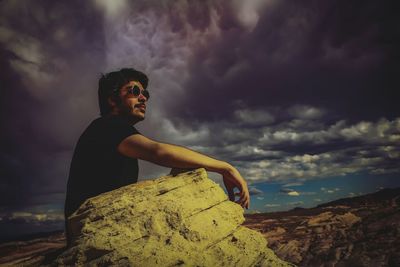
[222,166,250,209]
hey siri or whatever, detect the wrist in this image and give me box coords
[217,161,235,175]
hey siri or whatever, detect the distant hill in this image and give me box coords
[316,187,400,208]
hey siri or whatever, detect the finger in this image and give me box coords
[236,196,246,208]
[238,193,248,206]
[240,195,250,209]
[237,191,246,201]
[244,199,249,209]
[223,180,235,200]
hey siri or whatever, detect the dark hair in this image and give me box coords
[98,68,149,116]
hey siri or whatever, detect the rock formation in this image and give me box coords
[0,231,65,266]
[244,188,400,267]
[54,168,292,266]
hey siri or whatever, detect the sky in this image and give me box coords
[0,0,399,240]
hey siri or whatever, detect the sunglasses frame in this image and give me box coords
[127,85,150,100]
[114,85,150,100]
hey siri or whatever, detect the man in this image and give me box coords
[64,68,250,246]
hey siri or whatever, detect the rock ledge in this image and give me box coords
[55,168,292,266]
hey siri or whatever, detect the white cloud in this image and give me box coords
[246,209,262,214]
[11,212,32,218]
[283,182,304,187]
[321,187,340,194]
[249,186,263,195]
[159,118,210,145]
[234,108,275,126]
[9,210,64,222]
[381,146,400,159]
[288,105,325,120]
[288,191,300,196]
[265,203,281,207]
[288,201,303,206]
[280,188,293,193]
[237,115,400,182]
[280,188,300,196]
[257,117,400,147]
[291,154,320,163]
[143,105,400,184]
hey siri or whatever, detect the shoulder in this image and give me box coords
[89,115,139,132]
[90,115,124,127]
[91,115,142,145]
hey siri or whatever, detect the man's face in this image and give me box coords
[111,80,148,122]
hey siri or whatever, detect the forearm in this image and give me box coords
[117,134,244,187]
[119,137,249,208]
[153,142,232,175]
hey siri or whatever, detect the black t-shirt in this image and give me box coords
[64,115,141,219]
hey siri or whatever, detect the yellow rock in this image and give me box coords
[55,168,294,266]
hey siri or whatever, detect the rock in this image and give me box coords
[54,168,292,266]
[0,231,65,266]
[336,212,361,226]
[244,188,400,267]
[276,240,303,264]
[307,212,333,226]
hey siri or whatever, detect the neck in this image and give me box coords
[108,113,140,125]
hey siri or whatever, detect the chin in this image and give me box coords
[120,111,145,123]
[133,112,145,121]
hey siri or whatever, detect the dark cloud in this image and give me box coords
[177,0,400,123]
[0,0,106,209]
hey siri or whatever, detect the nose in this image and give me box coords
[138,93,147,101]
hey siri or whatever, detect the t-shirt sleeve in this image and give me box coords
[98,117,141,152]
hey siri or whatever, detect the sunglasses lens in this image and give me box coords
[132,86,141,96]
[142,90,150,99]
[129,86,150,99]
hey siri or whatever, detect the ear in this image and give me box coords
[107,96,117,108]
[107,96,119,114]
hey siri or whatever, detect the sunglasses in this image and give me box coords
[126,85,150,100]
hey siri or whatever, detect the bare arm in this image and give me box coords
[117,134,250,209]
